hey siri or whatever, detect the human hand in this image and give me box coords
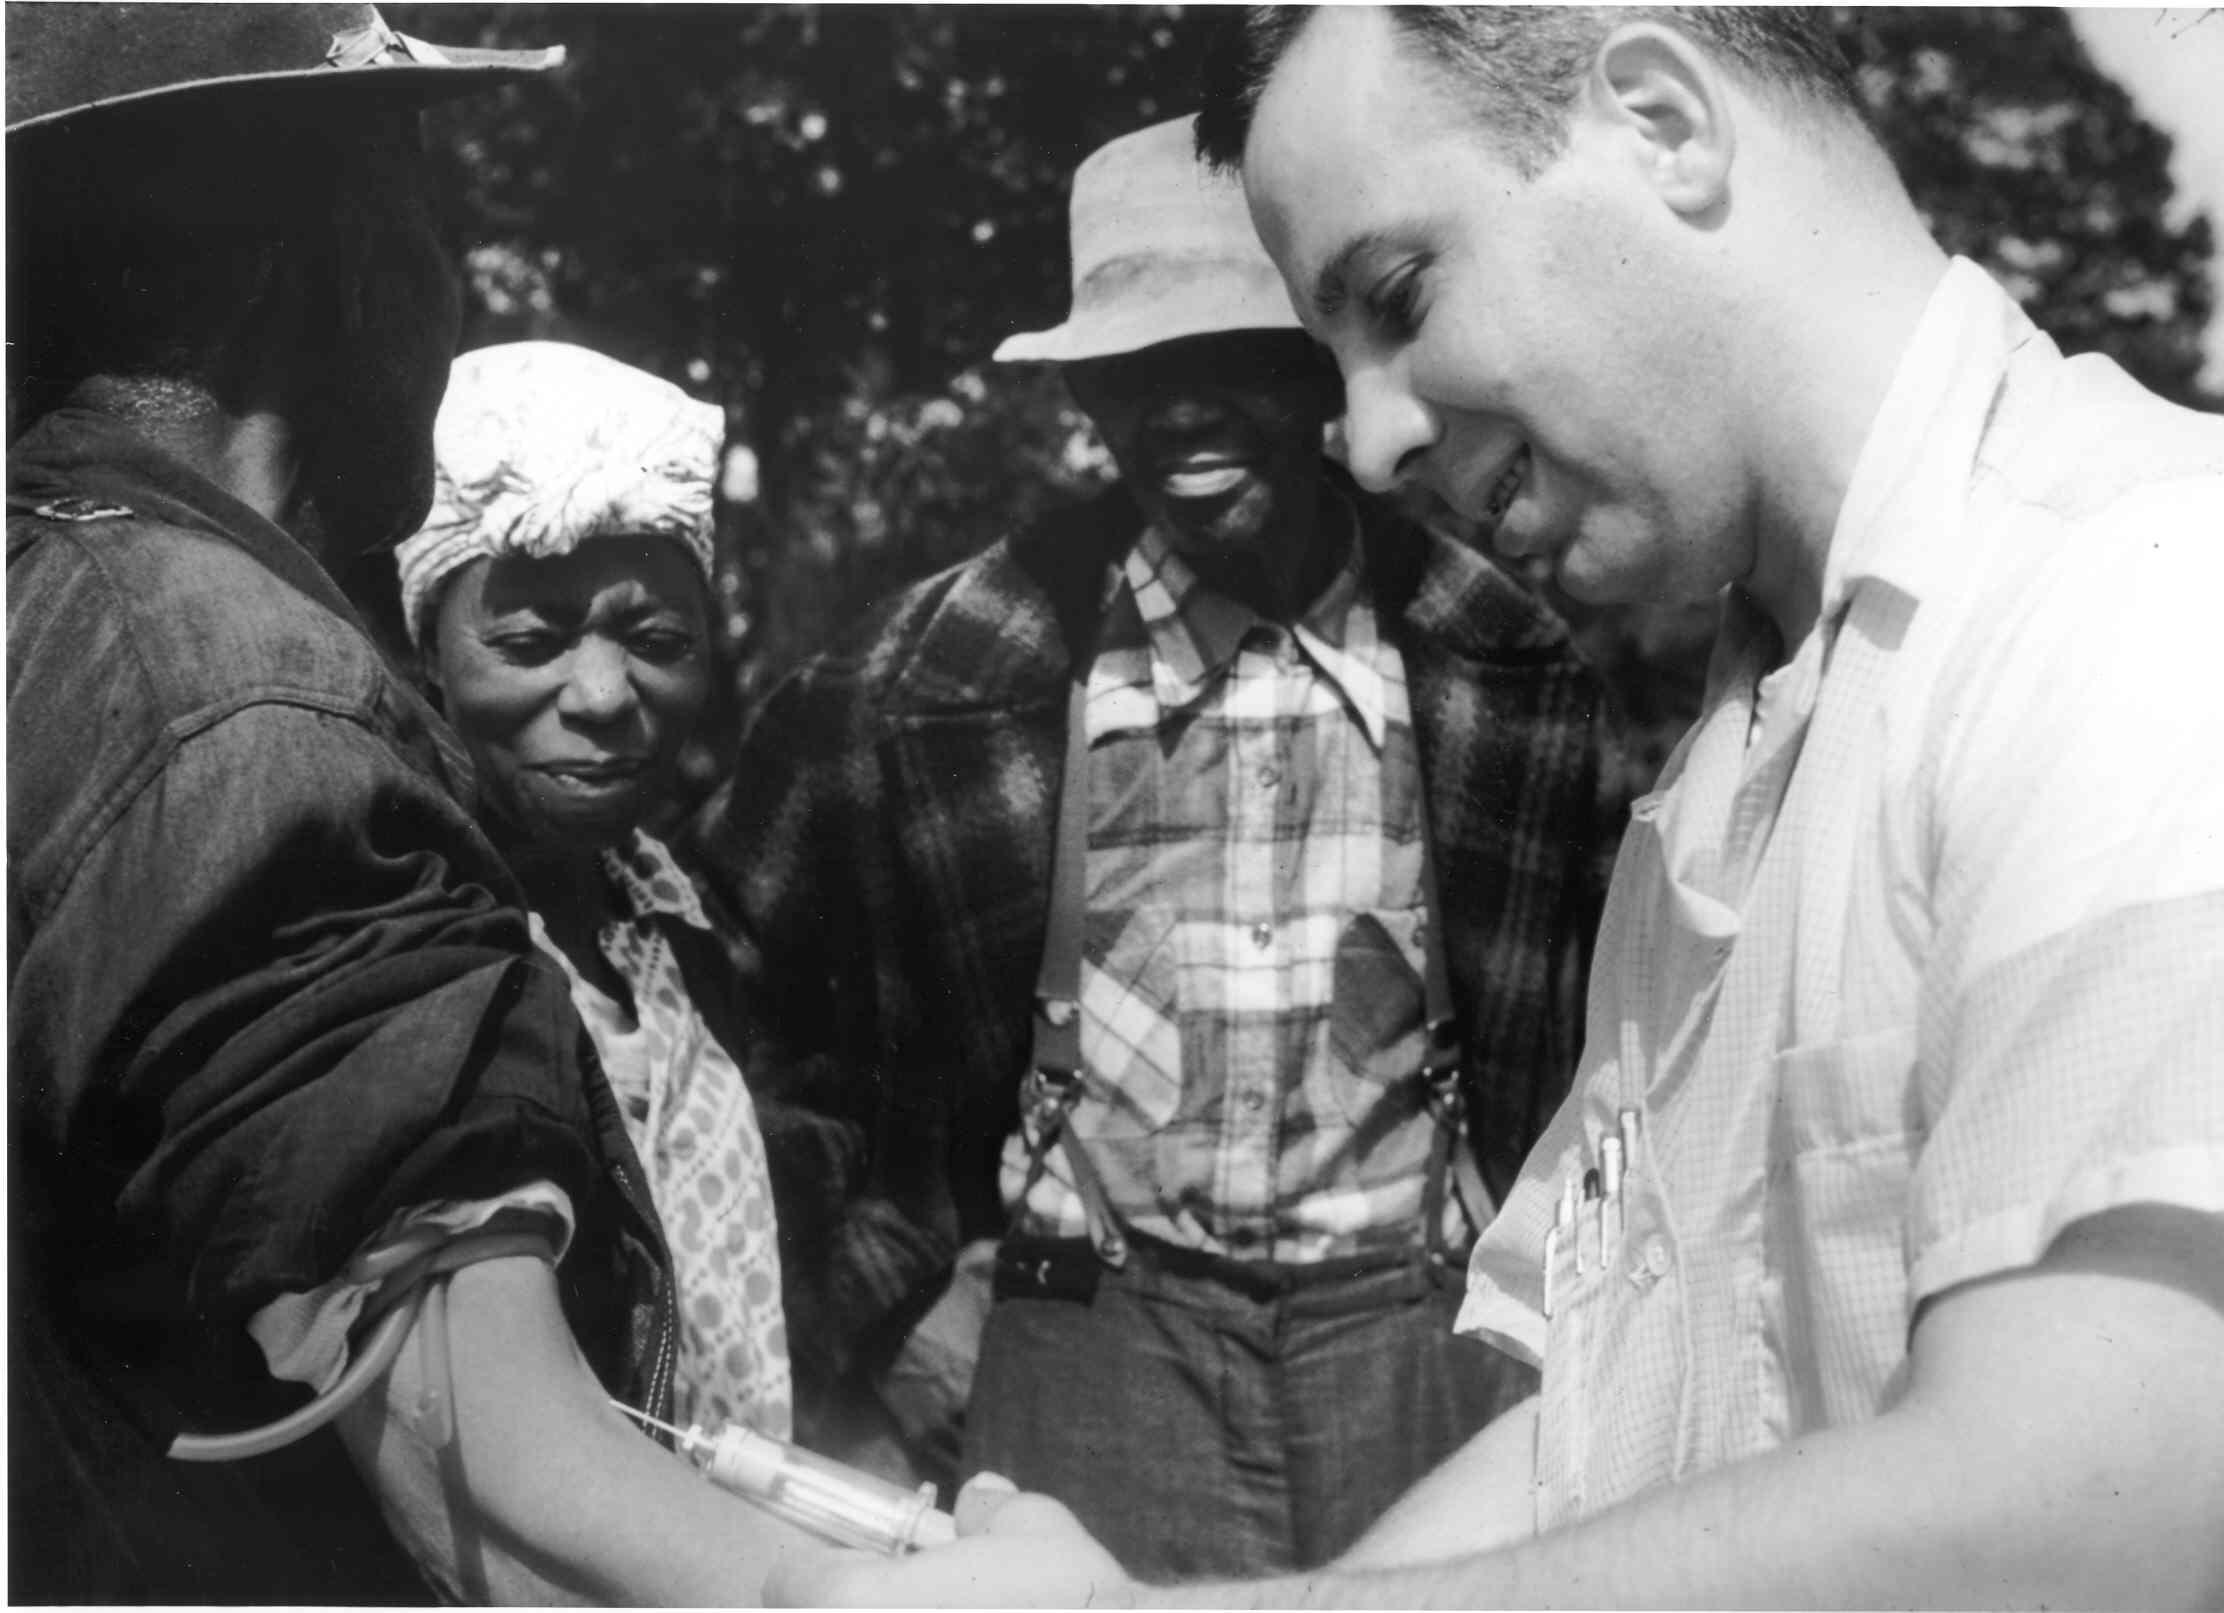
[764,1472,1133,1608]
[875,1239,1001,1469]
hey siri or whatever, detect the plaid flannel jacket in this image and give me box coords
[692,479,1626,1387]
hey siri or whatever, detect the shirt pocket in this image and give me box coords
[1077,904,1185,1134]
[1326,906,1429,1124]
[1532,1115,1693,1531]
[1763,1024,1922,1431]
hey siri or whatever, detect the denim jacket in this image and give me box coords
[7,410,673,1601]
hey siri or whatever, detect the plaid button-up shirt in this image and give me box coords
[1001,519,1466,1261]
[696,480,1626,1361]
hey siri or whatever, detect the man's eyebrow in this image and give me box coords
[1310,231,1395,320]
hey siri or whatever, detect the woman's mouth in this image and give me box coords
[532,758,646,793]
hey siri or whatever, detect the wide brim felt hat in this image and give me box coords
[6,3,564,136]
[994,113,1300,365]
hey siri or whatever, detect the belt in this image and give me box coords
[994,1231,1467,1316]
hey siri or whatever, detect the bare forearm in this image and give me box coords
[1332,1396,1537,1570]
[340,1255,815,1605]
[1161,1419,2215,1610]
[1148,1213,2224,1610]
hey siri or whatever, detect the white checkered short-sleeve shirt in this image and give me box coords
[1459,259,2224,1532]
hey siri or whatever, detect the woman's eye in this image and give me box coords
[1366,261,1429,340]
[628,629,699,665]
[485,629,563,665]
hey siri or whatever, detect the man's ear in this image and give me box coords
[1584,23,1735,217]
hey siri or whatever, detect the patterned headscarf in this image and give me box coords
[396,341,724,645]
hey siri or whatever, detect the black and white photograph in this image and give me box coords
[7,2,2223,1604]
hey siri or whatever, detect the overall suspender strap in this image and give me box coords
[1018,592,1490,1273]
[1020,646,1130,1267]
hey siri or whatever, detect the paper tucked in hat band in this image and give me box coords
[397,341,723,645]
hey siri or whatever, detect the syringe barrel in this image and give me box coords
[698,1425,950,1556]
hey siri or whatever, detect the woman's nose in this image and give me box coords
[557,639,637,723]
[1340,367,1437,495]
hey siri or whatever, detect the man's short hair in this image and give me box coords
[6,92,431,429]
[1197,6,1865,178]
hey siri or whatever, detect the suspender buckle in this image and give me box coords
[1021,1062,1083,1140]
[1013,1062,1129,1272]
[1420,1016,1465,1116]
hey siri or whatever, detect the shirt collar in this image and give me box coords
[599,831,713,933]
[1105,496,1394,749]
[8,407,378,634]
[1818,257,2038,625]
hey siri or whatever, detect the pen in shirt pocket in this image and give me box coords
[1544,1173,1578,1317]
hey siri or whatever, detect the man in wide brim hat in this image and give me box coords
[706,113,1623,1590]
[9,7,815,1604]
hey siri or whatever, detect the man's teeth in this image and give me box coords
[1483,446,1530,522]
[1164,464,1247,498]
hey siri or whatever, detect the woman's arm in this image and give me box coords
[338,1254,816,1605]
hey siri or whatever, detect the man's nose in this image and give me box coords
[1143,395,1229,435]
[1340,367,1436,495]
[557,639,637,723]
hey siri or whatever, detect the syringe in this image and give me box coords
[615,1403,957,1556]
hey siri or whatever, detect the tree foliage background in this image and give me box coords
[389,4,2219,796]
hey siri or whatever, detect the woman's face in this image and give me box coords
[429,537,714,852]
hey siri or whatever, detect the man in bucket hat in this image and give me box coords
[8,6,814,1601]
[696,113,1626,1579]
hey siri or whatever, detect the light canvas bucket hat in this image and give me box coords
[994,113,1299,364]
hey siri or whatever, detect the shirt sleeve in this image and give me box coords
[1908,486,2224,1303]
[249,1183,576,1392]
[12,701,609,1337]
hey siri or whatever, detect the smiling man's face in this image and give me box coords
[1239,7,1759,608]
[1065,328,1341,592]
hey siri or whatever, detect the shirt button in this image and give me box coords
[1251,922,1274,950]
[1240,1087,1267,1113]
[1644,1236,1672,1277]
[1256,763,1280,789]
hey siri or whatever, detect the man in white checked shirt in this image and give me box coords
[703,112,1624,1581]
[774,8,2224,1610]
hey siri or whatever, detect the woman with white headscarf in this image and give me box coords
[395,340,789,1441]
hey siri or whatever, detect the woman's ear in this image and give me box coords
[1585,22,1735,218]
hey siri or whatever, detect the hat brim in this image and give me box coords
[5,45,565,136]
[994,292,1301,366]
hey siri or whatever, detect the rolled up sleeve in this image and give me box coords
[13,702,606,1327]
